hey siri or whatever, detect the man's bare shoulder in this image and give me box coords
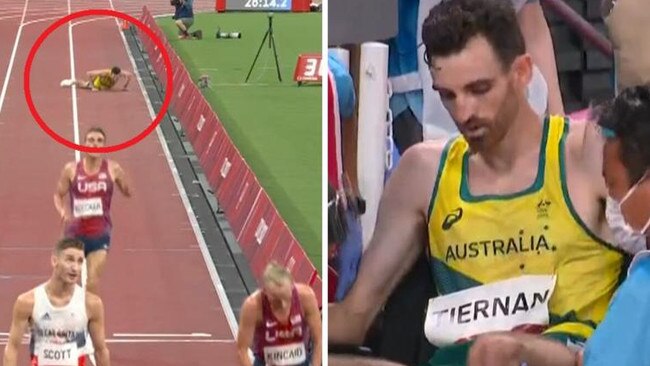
[242,290,261,311]
[106,159,120,170]
[85,291,104,314]
[15,289,35,315]
[397,138,452,173]
[564,115,602,148]
[295,283,317,302]
[240,290,263,323]
[63,161,77,174]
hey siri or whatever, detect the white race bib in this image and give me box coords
[264,342,307,366]
[424,275,557,347]
[36,342,79,366]
[73,197,103,218]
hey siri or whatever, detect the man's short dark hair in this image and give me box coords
[422,0,526,70]
[85,126,106,139]
[55,238,84,254]
[111,66,121,75]
[596,84,650,183]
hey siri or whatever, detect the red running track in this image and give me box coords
[0,0,239,364]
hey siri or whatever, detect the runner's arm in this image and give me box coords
[300,285,322,366]
[120,70,133,90]
[53,163,73,220]
[236,297,256,366]
[87,293,110,366]
[329,142,440,346]
[111,162,132,197]
[2,294,32,366]
[518,1,564,115]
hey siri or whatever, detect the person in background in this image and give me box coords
[579,85,650,366]
[171,0,202,40]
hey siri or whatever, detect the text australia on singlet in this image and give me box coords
[444,231,556,262]
[263,314,307,366]
[425,230,557,347]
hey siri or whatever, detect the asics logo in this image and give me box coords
[442,208,463,230]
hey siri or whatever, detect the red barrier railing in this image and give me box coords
[137,6,322,306]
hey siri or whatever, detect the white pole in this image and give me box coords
[356,42,389,251]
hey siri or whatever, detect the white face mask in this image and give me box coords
[605,172,650,253]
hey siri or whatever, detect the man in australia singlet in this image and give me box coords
[2,238,110,366]
[328,1,630,365]
[53,127,132,295]
[60,66,132,92]
[237,262,322,366]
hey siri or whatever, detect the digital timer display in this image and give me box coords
[228,0,292,11]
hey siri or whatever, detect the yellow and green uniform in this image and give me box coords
[423,116,626,366]
[92,73,115,90]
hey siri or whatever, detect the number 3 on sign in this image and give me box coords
[293,53,322,85]
[304,58,320,77]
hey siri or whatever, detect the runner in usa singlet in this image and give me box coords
[65,159,114,239]
[253,286,311,366]
[29,284,88,366]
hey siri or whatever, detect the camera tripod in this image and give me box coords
[245,13,282,83]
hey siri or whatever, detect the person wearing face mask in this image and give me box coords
[578,84,650,366]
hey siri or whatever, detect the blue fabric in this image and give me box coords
[387,0,420,79]
[174,0,193,19]
[75,233,111,257]
[387,0,424,126]
[334,208,363,301]
[583,256,650,366]
[327,52,356,120]
[390,90,424,125]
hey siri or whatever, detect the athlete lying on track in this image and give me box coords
[60,66,132,91]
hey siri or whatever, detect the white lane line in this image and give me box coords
[0,0,29,115]
[112,333,212,337]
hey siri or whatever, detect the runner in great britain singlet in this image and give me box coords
[65,160,114,253]
[423,116,626,365]
[29,284,88,366]
[253,286,311,366]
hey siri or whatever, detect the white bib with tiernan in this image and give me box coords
[424,275,557,347]
[36,342,79,366]
[73,197,103,218]
[263,342,307,366]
